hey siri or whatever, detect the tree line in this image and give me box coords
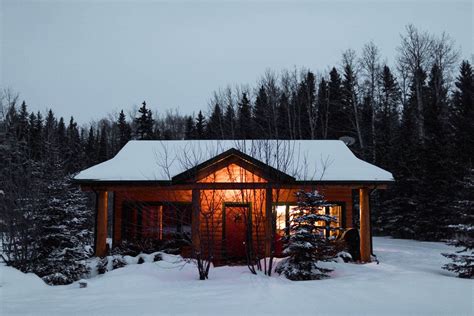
[0,24,472,280]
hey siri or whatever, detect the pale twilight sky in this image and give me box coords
[1,0,472,123]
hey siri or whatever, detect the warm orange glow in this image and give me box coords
[199,163,267,183]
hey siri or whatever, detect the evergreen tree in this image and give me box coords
[65,117,82,173]
[237,93,252,139]
[17,101,29,142]
[206,103,223,139]
[253,85,270,138]
[375,66,400,169]
[56,117,67,150]
[275,190,338,280]
[29,111,44,161]
[296,71,316,139]
[316,78,329,139]
[33,175,94,285]
[451,61,474,173]
[442,169,474,279]
[327,68,344,139]
[117,110,131,149]
[223,103,236,139]
[184,115,195,139]
[341,61,362,149]
[195,111,206,139]
[276,92,290,139]
[85,126,97,166]
[134,101,155,140]
[98,124,108,162]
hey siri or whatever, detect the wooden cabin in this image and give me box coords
[74,140,393,263]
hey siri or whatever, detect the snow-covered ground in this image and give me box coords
[1,237,472,315]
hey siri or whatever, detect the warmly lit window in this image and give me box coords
[275,203,344,238]
[275,205,287,234]
[328,205,342,237]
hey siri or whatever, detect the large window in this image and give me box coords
[274,203,345,238]
[122,202,192,241]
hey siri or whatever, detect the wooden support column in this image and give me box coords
[265,187,273,257]
[95,190,108,257]
[112,192,122,247]
[192,189,201,252]
[359,187,371,263]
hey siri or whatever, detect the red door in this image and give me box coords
[224,205,249,261]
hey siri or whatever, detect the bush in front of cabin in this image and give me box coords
[275,190,339,280]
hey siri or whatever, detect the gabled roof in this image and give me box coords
[172,148,296,183]
[74,139,394,184]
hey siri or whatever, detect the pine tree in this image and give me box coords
[206,103,223,139]
[296,71,316,139]
[84,126,97,166]
[184,115,195,139]
[451,61,474,173]
[253,85,270,138]
[275,190,338,280]
[276,92,290,139]
[327,68,344,139]
[341,60,362,149]
[195,111,206,139]
[442,169,474,278]
[134,101,155,140]
[98,123,108,162]
[223,103,236,139]
[33,175,94,285]
[117,110,131,149]
[237,93,252,139]
[65,117,83,173]
[316,78,329,139]
[375,66,400,169]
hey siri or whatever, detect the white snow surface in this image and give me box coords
[1,237,472,316]
[74,140,394,182]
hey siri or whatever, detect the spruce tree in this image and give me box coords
[195,111,206,139]
[275,190,338,280]
[296,71,316,139]
[237,93,252,139]
[134,101,155,140]
[276,92,290,139]
[223,103,236,139]
[33,175,94,285]
[184,115,195,139]
[327,68,344,139]
[117,110,131,149]
[442,169,474,278]
[98,124,108,162]
[451,61,474,173]
[206,103,223,139]
[253,85,270,138]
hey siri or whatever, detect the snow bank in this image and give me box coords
[1,238,471,315]
[74,139,394,182]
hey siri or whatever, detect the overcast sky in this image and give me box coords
[1,0,472,123]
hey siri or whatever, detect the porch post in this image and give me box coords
[192,189,201,252]
[112,192,122,247]
[265,187,273,257]
[95,190,108,257]
[359,187,371,263]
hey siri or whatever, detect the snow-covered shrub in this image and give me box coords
[275,190,339,280]
[112,257,127,270]
[97,257,108,274]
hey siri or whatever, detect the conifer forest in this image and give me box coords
[1,24,473,282]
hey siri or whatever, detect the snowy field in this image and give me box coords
[1,237,472,316]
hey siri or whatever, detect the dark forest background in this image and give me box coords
[1,24,472,268]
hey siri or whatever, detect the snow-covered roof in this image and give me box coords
[74,140,394,183]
